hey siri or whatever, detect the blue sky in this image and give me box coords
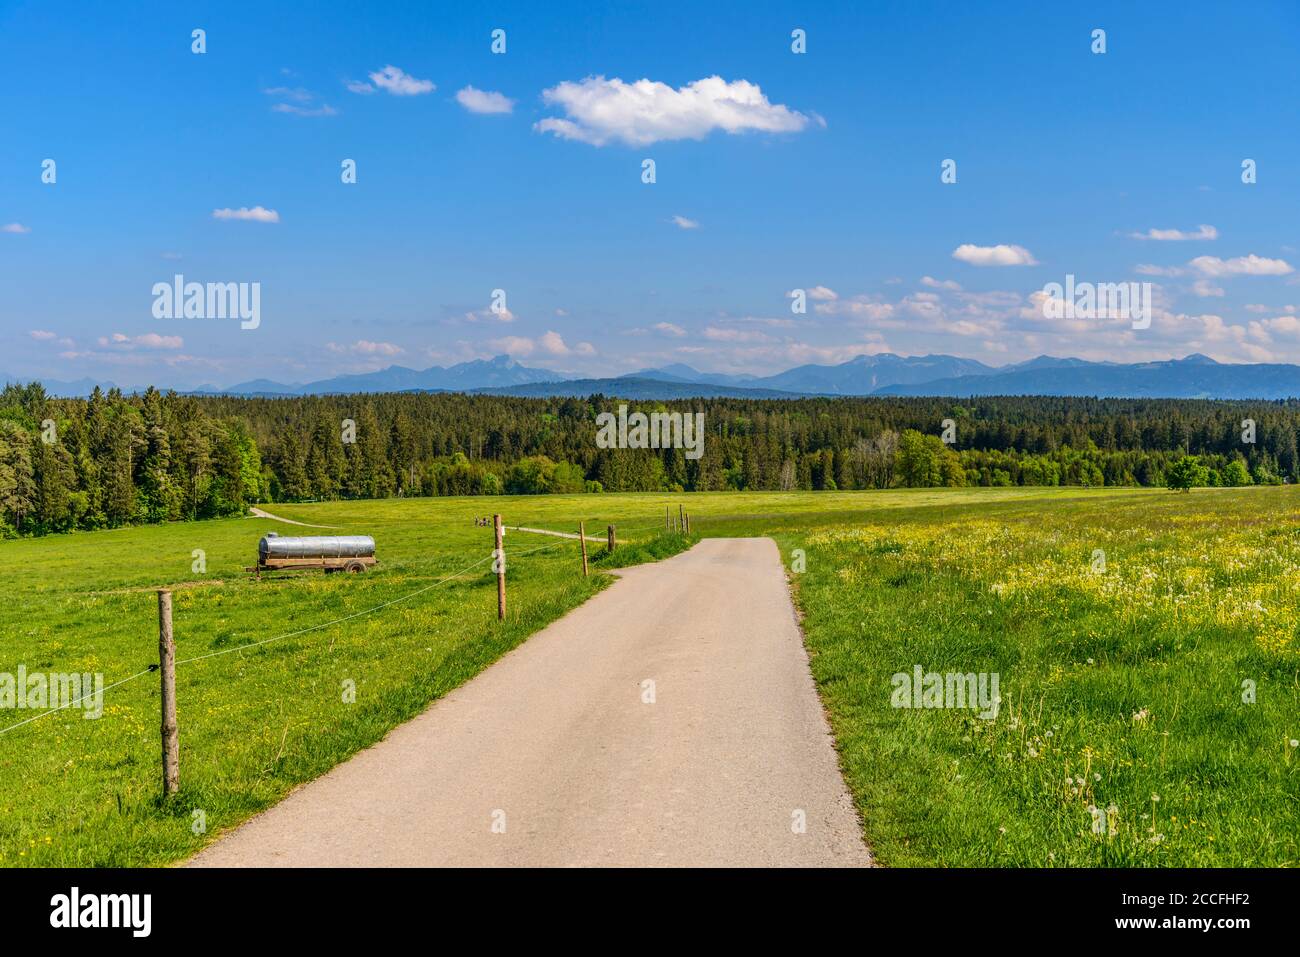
[2,0,1298,388]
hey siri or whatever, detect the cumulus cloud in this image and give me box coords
[806,285,837,301]
[1191,279,1225,298]
[534,75,813,146]
[350,65,435,96]
[213,206,280,223]
[653,322,686,337]
[2,223,30,234]
[1129,224,1218,241]
[671,215,699,230]
[951,244,1038,267]
[1248,315,1300,343]
[1189,254,1293,277]
[488,331,594,357]
[455,86,514,114]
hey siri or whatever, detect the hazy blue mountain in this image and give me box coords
[21,352,1300,401]
[214,378,303,396]
[877,355,1300,399]
[224,355,564,395]
[749,353,996,394]
[4,375,120,397]
[475,377,808,400]
[1000,355,1115,372]
[623,364,758,387]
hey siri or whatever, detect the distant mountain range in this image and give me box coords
[8,352,1300,400]
[221,355,567,396]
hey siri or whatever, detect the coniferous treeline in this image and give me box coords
[2,382,1296,536]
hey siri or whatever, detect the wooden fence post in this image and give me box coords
[665,505,670,531]
[494,514,505,620]
[607,524,616,553]
[579,520,589,577]
[679,504,685,533]
[157,589,179,797]
[684,511,690,535]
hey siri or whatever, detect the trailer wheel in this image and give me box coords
[344,560,366,574]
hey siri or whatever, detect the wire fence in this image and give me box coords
[0,518,683,741]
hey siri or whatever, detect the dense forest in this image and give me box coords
[1,381,1295,536]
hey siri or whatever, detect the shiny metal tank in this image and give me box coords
[258,535,376,560]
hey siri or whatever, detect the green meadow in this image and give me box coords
[0,487,1296,866]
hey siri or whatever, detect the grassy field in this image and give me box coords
[760,487,1300,867]
[1,487,1297,866]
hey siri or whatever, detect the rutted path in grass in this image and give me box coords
[248,506,340,529]
[189,538,869,867]
[505,525,603,542]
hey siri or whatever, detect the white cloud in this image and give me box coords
[460,306,515,323]
[488,331,594,357]
[534,75,812,146]
[1135,263,1187,277]
[30,329,75,347]
[272,103,337,117]
[1189,254,1293,277]
[2,223,30,234]
[351,65,435,97]
[455,86,514,114]
[920,276,962,290]
[212,206,280,223]
[671,215,699,230]
[1129,224,1218,241]
[653,322,686,337]
[264,87,336,116]
[1248,315,1300,343]
[1191,279,1225,298]
[263,86,312,103]
[486,335,534,356]
[98,332,183,350]
[806,285,837,300]
[703,326,774,343]
[951,243,1038,267]
[327,340,404,357]
[814,295,896,320]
